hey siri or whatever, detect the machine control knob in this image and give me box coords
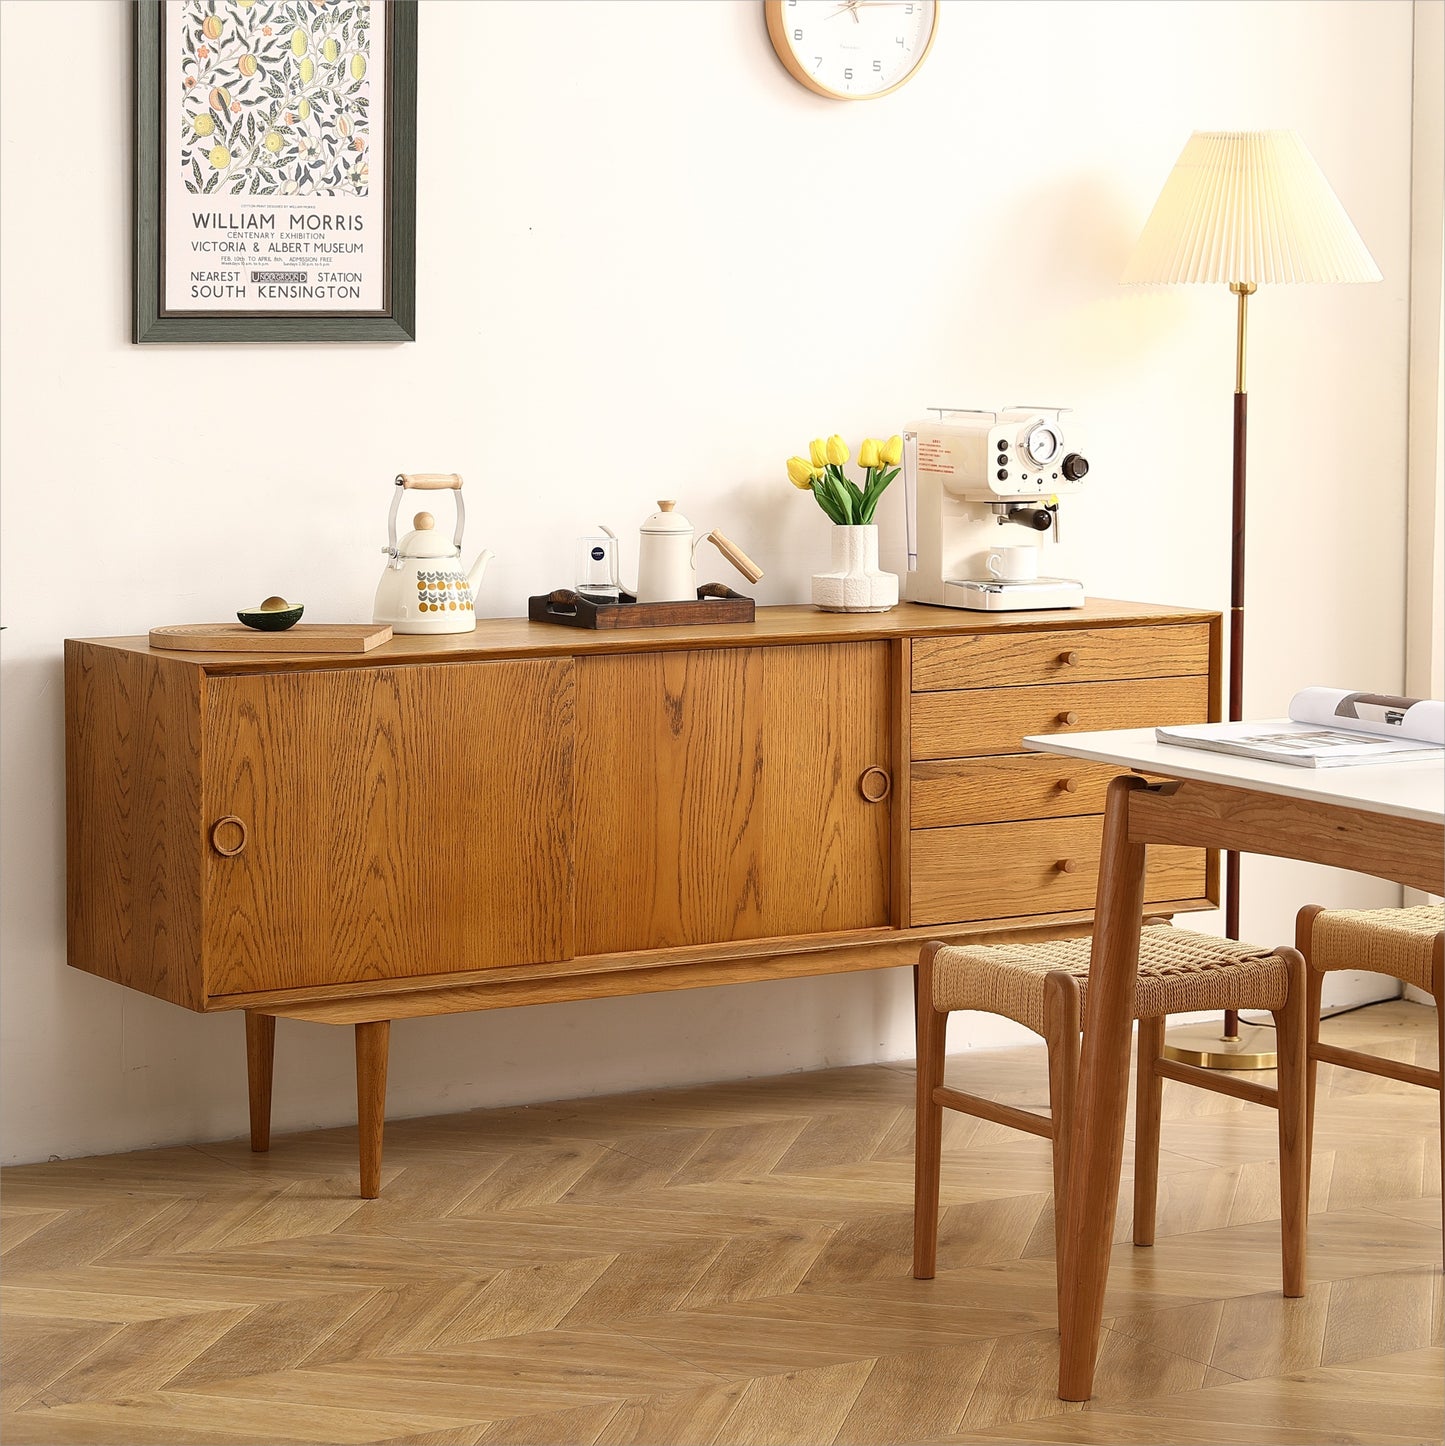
[1061,453,1089,482]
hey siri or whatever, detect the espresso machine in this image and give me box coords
[902,407,1089,610]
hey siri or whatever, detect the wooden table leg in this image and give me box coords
[1057,775,1151,1402]
[244,1012,276,1153]
[355,1020,390,1199]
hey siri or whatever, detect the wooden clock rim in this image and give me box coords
[763,0,938,101]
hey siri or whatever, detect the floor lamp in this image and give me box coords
[1123,130,1381,1068]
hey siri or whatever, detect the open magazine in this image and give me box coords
[1156,688,1445,768]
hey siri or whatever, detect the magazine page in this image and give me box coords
[1288,688,1445,745]
[1154,718,1443,768]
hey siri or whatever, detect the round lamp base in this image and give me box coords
[1160,1020,1277,1070]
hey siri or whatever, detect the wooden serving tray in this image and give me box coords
[150,623,394,653]
[528,585,755,630]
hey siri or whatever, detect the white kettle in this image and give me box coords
[601,500,763,604]
[373,473,494,634]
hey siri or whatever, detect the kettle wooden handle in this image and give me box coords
[396,473,463,490]
[706,530,764,585]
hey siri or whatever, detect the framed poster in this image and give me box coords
[134,0,416,343]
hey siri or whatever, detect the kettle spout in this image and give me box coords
[467,549,495,595]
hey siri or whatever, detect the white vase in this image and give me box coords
[811,524,898,613]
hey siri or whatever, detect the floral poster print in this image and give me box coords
[160,0,390,315]
[178,0,372,199]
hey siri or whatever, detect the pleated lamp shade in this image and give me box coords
[1123,130,1381,286]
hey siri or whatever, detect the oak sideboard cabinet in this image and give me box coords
[66,601,1219,1195]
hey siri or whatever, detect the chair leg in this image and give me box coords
[1272,947,1309,1298]
[1043,971,1081,1295]
[1296,904,1326,1201]
[913,943,949,1280]
[1133,1015,1166,1247]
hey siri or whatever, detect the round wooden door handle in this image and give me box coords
[1056,858,1079,874]
[1056,777,1079,793]
[858,766,892,803]
[1057,710,1079,725]
[1059,650,1080,665]
[210,816,248,857]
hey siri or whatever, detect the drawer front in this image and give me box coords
[911,676,1208,761]
[912,624,1211,692]
[912,754,1123,829]
[911,817,1207,926]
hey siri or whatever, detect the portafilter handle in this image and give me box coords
[1003,503,1058,537]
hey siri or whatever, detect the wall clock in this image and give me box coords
[764,0,938,101]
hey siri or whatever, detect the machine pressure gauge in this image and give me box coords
[1022,424,1061,467]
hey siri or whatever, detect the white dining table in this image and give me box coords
[1024,725,1444,1401]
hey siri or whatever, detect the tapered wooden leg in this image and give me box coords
[355,1020,390,1199]
[1058,775,1150,1402]
[1272,947,1309,1297]
[244,1012,276,1154]
[1132,1015,1166,1247]
[1296,905,1326,1198]
[1043,971,1081,1298]
[1434,938,1444,1269]
[913,943,948,1280]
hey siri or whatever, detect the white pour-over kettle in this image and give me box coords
[600,500,763,603]
[373,473,494,634]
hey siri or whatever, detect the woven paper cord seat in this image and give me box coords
[1306,904,1442,992]
[931,922,1289,1032]
[913,922,1307,1303]
[1297,903,1443,1261]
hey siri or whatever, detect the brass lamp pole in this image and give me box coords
[1123,131,1381,1069]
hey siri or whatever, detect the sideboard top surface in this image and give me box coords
[71,599,1217,674]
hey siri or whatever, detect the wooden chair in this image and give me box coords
[1296,903,1443,1257]
[913,921,1308,1298]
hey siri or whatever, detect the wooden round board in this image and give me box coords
[149,623,393,653]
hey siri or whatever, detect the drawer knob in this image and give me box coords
[1057,710,1079,726]
[1059,650,1080,665]
[858,766,892,803]
[1056,858,1079,874]
[1057,777,1079,793]
[210,816,248,857]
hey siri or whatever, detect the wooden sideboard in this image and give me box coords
[66,600,1220,1194]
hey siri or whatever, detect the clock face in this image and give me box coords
[765,0,938,101]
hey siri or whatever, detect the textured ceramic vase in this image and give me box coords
[811,524,898,613]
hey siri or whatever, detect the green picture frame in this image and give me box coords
[133,0,416,343]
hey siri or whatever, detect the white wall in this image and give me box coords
[0,0,1416,1165]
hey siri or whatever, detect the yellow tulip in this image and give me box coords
[808,437,828,469]
[880,434,903,466]
[858,438,880,469]
[786,456,814,489]
[825,434,849,466]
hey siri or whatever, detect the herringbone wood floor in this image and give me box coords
[2,1001,1440,1446]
